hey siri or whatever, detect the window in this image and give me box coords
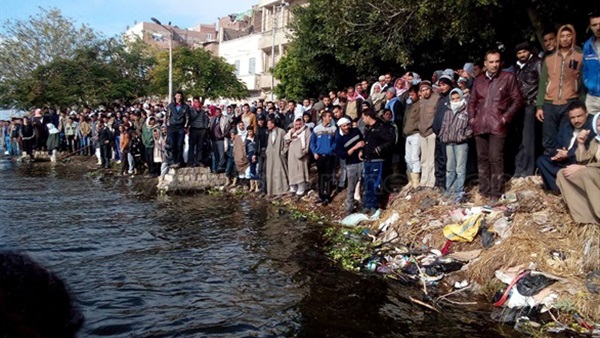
[234,60,240,75]
[205,32,212,40]
[249,57,256,75]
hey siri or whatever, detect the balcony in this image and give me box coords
[259,28,289,51]
[259,74,279,90]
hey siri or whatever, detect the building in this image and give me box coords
[218,0,305,100]
[124,22,217,50]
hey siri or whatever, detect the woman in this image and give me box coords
[46,123,60,162]
[117,125,130,176]
[19,117,35,159]
[302,112,315,130]
[155,125,170,181]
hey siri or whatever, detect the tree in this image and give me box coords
[0,7,100,107]
[275,0,596,98]
[149,47,247,100]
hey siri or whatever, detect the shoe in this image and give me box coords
[336,186,344,194]
[322,199,330,207]
[231,177,238,186]
[316,197,324,204]
[116,160,121,164]
[170,163,180,169]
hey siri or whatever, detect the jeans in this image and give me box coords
[316,155,336,201]
[114,135,121,160]
[419,134,436,187]
[363,161,383,210]
[100,144,112,168]
[514,105,537,177]
[446,143,468,196]
[225,145,237,177]
[337,158,347,188]
[345,162,363,212]
[167,127,186,165]
[405,134,421,173]
[80,135,91,155]
[541,102,570,155]
[475,134,506,197]
[434,137,447,189]
[213,139,226,172]
[188,128,207,166]
[128,152,135,174]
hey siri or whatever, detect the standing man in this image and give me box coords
[188,96,210,167]
[165,90,191,168]
[514,41,542,177]
[310,110,337,206]
[285,118,311,196]
[536,25,584,156]
[583,10,600,114]
[432,75,454,189]
[468,50,523,202]
[266,118,289,196]
[360,109,394,214]
[540,29,557,59]
[210,108,229,173]
[142,117,159,176]
[255,116,269,194]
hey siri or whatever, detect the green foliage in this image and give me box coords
[149,47,247,100]
[275,0,596,97]
[324,226,372,271]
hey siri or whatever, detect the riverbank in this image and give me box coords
[9,155,600,336]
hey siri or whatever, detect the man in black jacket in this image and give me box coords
[360,108,394,214]
[514,42,542,177]
[255,115,269,194]
[97,121,113,169]
[188,96,210,167]
[165,90,191,167]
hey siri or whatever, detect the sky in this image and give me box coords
[0,0,258,37]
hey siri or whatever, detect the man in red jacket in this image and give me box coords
[468,50,523,202]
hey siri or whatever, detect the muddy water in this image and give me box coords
[0,158,518,337]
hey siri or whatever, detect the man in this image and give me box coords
[536,25,584,156]
[310,110,337,206]
[188,96,210,167]
[285,118,311,196]
[361,80,370,94]
[266,118,289,196]
[468,50,523,202]
[209,108,229,173]
[402,85,421,189]
[165,90,191,167]
[432,75,454,189]
[537,101,596,192]
[556,112,600,224]
[255,115,269,194]
[283,100,296,130]
[360,109,394,214]
[583,10,600,114]
[97,121,113,169]
[514,41,542,177]
[334,117,365,214]
[418,80,440,188]
[540,29,558,58]
[381,73,393,92]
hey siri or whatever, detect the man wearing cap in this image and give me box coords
[468,50,523,202]
[418,80,440,188]
[310,110,337,205]
[334,117,365,214]
[514,41,542,177]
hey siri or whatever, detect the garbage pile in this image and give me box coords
[335,176,600,335]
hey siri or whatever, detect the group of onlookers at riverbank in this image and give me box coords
[1,13,599,223]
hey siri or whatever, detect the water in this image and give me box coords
[0,158,518,337]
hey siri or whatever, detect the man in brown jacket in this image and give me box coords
[468,50,523,202]
[536,24,584,156]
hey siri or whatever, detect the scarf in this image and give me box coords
[237,126,248,143]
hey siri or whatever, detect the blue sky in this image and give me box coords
[0,0,258,37]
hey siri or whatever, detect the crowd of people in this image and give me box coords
[1,13,599,223]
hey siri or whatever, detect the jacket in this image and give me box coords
[468,70,523,136]
[583,36,600,97]
[536,24,584,108]
[363,119,394,161]
[432,90,451,136]
[166,102,191,128]
[515,54,542,105]
[310,122,336,155]
[552,114,596,158]
[418,92,440,137]
[209,116,229,140]
[141,120,158,148]
[439,101,472,144]
[402,100,420,137]
[334,127,363,165]
[190,108,210,129]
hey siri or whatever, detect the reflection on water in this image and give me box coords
[0,158,518,337]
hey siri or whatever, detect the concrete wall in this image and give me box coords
[158,167,228,193]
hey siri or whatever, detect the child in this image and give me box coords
[245,128,259,192]
[438,88,473,202]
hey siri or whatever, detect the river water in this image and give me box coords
[0,158,518,337]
